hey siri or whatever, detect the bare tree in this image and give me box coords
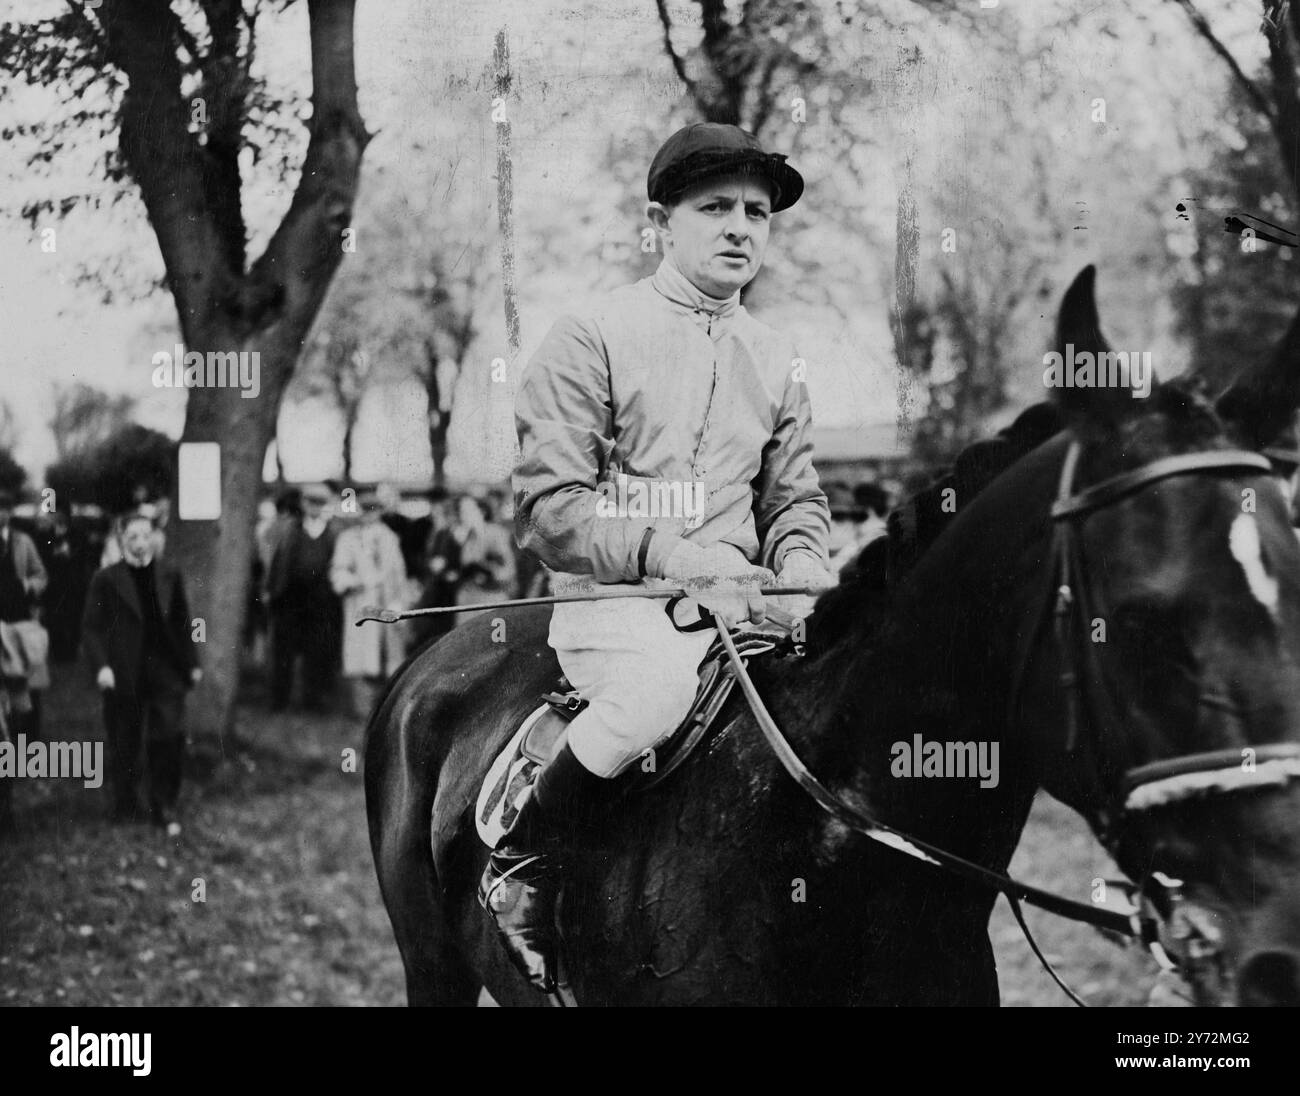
[48,382,136,463]
[1173,0,1300,206]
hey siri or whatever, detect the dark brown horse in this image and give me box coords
[366,268,1300,1006]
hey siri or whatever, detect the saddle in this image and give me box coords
[474,627,797,847]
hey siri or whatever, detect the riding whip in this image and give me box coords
[353,585,825,625]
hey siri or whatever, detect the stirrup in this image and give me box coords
[477,852,543,911]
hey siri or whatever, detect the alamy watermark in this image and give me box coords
[50,1028,151,1076]
[890,733,999,789]
[595,473,706,529]
[1043,344,1152,398]
[152,344,261,398]
[0,734,102,788]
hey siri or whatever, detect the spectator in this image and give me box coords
[412,487,460,646]
[830,481,892,575]
[0,489,49,742]
[35,510,82,663]
[451,494,517,620]
[330,486,408,716]
[99,490,167,569]
[82,510,200,830]
[266,484,341,711]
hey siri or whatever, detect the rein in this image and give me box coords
[717,439,1300,1006]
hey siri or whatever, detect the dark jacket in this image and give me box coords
[82,560,198,692]
[267,519,339,606]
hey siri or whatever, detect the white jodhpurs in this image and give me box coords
[547,583,717,778]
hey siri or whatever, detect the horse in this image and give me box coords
[365,267,1300,1006]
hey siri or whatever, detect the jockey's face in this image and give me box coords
[649,173,773,299]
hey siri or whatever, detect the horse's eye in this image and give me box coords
[1113,604,1170,641]
[1112,602,1196,672]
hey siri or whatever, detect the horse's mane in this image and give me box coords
[805,378,1229,658]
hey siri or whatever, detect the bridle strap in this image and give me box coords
[1125,743,1300,793]
[713,627,1141,958]
[1051,450,1272,519]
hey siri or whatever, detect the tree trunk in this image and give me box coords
[342,406,356,485]
[104,0,370,741]
[168,337,284,744]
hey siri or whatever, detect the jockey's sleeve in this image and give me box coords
[751,355,831,573]
[512,312,675,582]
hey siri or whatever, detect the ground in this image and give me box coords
[1,659,1157,1007]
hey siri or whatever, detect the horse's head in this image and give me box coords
[1022,267,1300,1006]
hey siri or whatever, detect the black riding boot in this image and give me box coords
[478,741,615,994]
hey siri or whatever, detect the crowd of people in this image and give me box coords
[0,473,891,834]
[248,482,532,717]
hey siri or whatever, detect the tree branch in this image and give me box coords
[654,0,702,111]
[100,0,240,337]
[197,0,250,274]
[1173,0,1276,124]
[1265,3,1300,202]
[244,0,370,341]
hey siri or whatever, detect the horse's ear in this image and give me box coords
[1046,266,1155,435]
[1217,306,1300,450]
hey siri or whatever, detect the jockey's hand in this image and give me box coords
[771,549,834,621]
[661,541,774,627]
[96,666,115,691]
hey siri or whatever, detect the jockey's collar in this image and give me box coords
[651,260,740,320]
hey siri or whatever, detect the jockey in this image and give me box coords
[479,122,833,994]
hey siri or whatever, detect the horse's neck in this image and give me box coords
[786,441,1066,871]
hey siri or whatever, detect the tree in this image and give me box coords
[0,399,18,453]
[1,1,370,738]
[48,382,136,462]
[286,160,493,487]
[1167,0,1300,390]
[0,448,26,498]
[46,424,175,514]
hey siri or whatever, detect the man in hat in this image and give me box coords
[267,484,341,711]
[82,509,200,828]
[483,122,832,992]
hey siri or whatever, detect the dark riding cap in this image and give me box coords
[647,123,804,212]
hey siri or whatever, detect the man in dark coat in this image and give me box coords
[82,510,200,829]
[266,484,341,710]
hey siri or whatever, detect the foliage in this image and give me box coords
[48,381,136,463]
[45,423,175,514]
[0,447,27,497]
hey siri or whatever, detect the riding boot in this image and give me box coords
[478,741,616,994]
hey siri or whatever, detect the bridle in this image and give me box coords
[1025,438,1300,804]
[1039,439,1300,816]
[720,435,1300,1005]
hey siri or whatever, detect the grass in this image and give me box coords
[1,660,1157,1006]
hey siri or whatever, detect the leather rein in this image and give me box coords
[718,439,1300,1005]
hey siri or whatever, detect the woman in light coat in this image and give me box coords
[330,489,408,714]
